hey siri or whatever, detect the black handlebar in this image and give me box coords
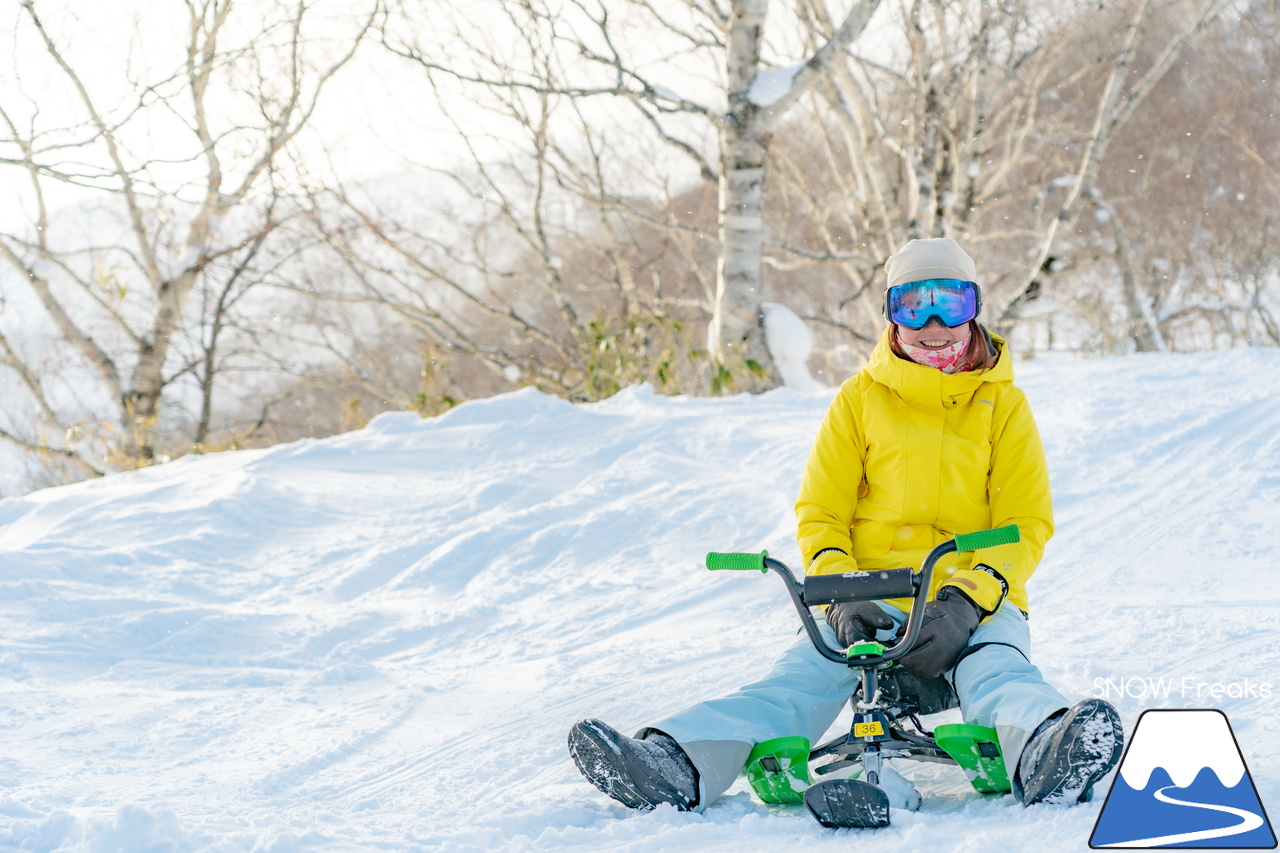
[761,539,957,666]
[709,526,1020,668]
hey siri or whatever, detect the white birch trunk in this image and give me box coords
[712,132,771,381]
[708,0,770,384]
[1104,200,1167,351]
[126,208,219,457]
[709,0,883,390]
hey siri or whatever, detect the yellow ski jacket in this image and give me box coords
[796,327,1052,615]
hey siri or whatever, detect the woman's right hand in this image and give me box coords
[826,601,895,647]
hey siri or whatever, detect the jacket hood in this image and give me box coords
[865,325,1013,411]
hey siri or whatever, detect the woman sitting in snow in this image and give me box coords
[567,237,1124,814]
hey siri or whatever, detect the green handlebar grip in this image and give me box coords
[954,524,1021,552]
[705,550,769,573]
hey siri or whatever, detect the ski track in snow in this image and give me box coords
[0,354,1277,850]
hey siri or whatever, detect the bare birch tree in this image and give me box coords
[0,0,374,476]
[993,0,1223,332]
[296,59,715,405]
[741,0,1229,367]
[381,0,889,391]
[1060,0,1280,352]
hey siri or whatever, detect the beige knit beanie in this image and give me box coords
[884,238,978,289]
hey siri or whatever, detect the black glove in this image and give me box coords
[826,601,895,648]
[896,587,981,679]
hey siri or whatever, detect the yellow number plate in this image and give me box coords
[854,721,885,738]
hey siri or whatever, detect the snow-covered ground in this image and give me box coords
[1,349,1278,851]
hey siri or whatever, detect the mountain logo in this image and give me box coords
[1090,709,1276,849]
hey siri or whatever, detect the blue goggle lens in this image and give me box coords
[885,279,981,329]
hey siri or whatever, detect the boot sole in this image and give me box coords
[1022,699,1124,805]
[568,719,695,811]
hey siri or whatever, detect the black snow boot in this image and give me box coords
[568,719,699,811]
[1016,698,1124,806]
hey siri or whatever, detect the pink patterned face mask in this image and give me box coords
[898,327,973,373]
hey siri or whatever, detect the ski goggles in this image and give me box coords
[883,279,982,329]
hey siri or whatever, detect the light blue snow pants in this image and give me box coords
[642,602,1070,809]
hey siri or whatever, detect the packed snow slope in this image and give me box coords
[1,350,1278,852]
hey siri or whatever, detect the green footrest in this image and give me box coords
[934,723,1011,794]
[744,736,811,804]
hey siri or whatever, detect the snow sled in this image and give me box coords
[706,525,1022,829]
